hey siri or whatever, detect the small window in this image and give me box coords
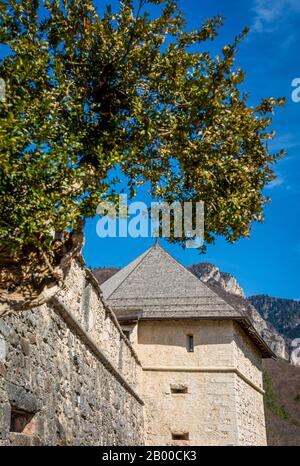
[123,330,130,340]
[172,432,189,441]
[187,335,194,353]
[171,386,188,394]
[10,408,36,435]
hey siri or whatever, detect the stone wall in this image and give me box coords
[233,323,267,445]
[235,375,267,445]
[0,260,144,446]
[233,322,264,395]
[137,319,267,446]
[138,320,237,445]
[142,370,238,446]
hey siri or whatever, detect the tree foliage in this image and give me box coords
[0,0,285,259]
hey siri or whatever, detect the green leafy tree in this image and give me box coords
[0,0,285,306]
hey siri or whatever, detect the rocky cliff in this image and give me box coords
[187,263,288,360]
[248,295,300,342]
[187,262,245,297]
[242,301,288,360]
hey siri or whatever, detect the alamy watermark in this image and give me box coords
[95,194,204,248]
[291,78,300,103]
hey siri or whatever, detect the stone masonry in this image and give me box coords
[0,259,144,446]
[0,243,274,446]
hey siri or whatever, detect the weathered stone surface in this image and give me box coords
[0,401,10,438]
[20,338,30,356]
[0,260,144,446]
[5,381,39,413]
[28,334,37,345]
[0,322,10,338]
[8,433,41,446]
[0,338,6,363]
[188,262,245,298]
[0,363,6,378]
[137,319,267,446]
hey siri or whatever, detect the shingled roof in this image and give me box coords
[100,242,275,358]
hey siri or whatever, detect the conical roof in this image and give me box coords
[100,242,274,357]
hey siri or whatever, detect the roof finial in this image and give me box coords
[154,236,160,246]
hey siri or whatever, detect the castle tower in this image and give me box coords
[101,242,274,446]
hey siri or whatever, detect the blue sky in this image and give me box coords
[1,1,299,299]
[84,0,300,299]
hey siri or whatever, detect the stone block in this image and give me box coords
[5,382,39,413]
[20,338,30,356]
[0,322,10,338]
[0,362,6,378]
[0,338,6,363]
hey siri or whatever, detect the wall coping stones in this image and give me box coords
[77,257,142,366]
[50,296,144,405]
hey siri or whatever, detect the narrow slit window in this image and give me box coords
[172,432,189,441]
[187,335,194,353]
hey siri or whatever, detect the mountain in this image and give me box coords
[248,295,300,342]
[188,262,245,298]
[187,263,288,360]
[188,266,300,359]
